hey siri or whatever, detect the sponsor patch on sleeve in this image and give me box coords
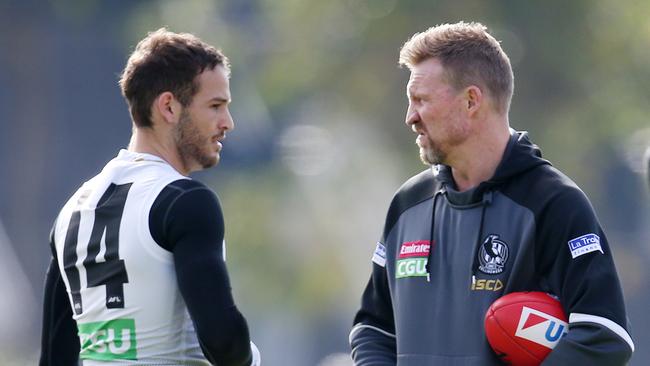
[567,233,603,259]
[372,242,387,267]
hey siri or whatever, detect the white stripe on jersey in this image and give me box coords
[569,312,635,352]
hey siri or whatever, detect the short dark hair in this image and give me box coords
[119,28,229,128]
[399,22,513,114]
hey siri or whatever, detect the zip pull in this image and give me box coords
[483,191,493,204]
[427,273,431,282]
[472,275,476,285]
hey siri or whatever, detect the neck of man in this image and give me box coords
[449,117,510,192]
[128,126,191,176]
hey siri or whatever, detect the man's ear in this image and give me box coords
[465,85,483,116]
[153,92,182,125]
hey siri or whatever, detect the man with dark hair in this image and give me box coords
[40,28,261,365]
[350,22,633,365]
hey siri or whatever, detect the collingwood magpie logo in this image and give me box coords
[478,234,509,274]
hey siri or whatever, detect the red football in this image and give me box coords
[484,291,568,366]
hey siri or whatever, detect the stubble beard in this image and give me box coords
[419,136,445,166]
[175,110,218,171]
[419,120,469,166]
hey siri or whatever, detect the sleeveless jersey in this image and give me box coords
[51,149,210,365]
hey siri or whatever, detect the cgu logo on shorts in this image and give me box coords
[78,318,137,360]
[396,240,432,279]
[515,307,568,349]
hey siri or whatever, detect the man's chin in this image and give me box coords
[203,156,220,169]
[196,153,220,170]
[419,148,439,166]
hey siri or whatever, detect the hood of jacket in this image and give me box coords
[434,129,551,205]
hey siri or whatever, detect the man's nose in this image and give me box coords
[221,108,234,131]
[405,104,419,126]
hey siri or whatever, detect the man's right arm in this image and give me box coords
[151,180,256,366]
[350,247,396,366]
[350,171,435,366]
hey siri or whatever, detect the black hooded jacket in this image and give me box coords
[350,130,634,365]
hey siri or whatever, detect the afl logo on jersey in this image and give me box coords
[478,234,509,275]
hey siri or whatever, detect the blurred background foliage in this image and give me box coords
[1,0,649,365]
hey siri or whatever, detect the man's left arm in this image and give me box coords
[39,230,80,366]
[538,188,634,365]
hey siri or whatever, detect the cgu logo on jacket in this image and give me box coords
[396,240,432,278]
[515,307,568,349]
[477,234,509,275]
